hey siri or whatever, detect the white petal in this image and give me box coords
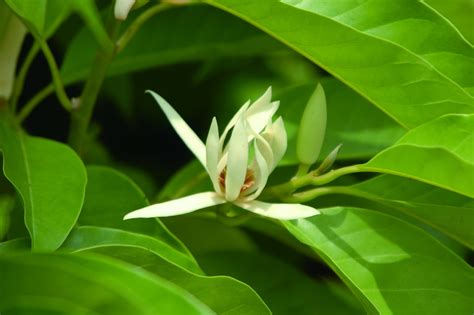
[246,98,279,135]
[146,90,206,167]
[124,192,225,219]
[219,100,251,149]
[114,0,136,20]
[234,200,320,220]
[265,117,287,170]
[206,117,221,193]
[225,115,249,201]
[244,139,270,200]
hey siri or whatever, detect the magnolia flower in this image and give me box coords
[124,88,319,220]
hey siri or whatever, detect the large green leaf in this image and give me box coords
[277,79,405,164]
[199,250,364,315]
[80,166,194,260]
[283,207,474,314]
[0,115,87,251]
[205,0,474,128]
[63,233,271,315]
[60,5,284,85]
[352,175,474,248]
[362,114,474,197]
[63,226,201,274]
[283,0,474,96]
[0,253,213,314]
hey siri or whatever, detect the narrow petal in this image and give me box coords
[114,0,136,20]
[219,100,250,149]
[225,115,249,201]
[146,90,206,167]
[206,117,221,193]
[246,100,279,135]
[265,117,287,170]
[243,139,270,200]
[124,192,225,219]
[234,200,320,220]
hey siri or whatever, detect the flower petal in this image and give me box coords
[234,200,320,220]
[146,90,206,167]
[264,116,287,170]
[219,100,251,149]
[206,117,221,193]
[243,138,270,200]
[246,96,279,135]
[124,192,225,219]
[225,115,249,201]
[114,0,136,20]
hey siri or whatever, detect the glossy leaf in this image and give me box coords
[283,0,474,96]
[205,0,474,128]
[60,5,284,84]
[0,116,87,251]
[0,253,213,314]
[199,250,364,315]
[353,175,474,248]
[363,114,474,197]
[62,226,202,274]
[278,80,405,164]
[64,234,271,315]
[283,207,474,314]
[80,166,194,259]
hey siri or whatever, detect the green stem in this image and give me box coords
[263,164,364,198]
[116,3,171,53]
[10,42,40,112]
[294,163,310,178]
[283,185,376,203]
[16,84,54,122]
[68,14,120,154]
[37,38,73,111]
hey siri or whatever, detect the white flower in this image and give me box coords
[124,87,319,220]
[114,0,136,20]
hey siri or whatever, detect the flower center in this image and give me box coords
[218,168,255,194]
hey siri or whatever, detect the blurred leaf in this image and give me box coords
[60,5,285,84]
[205,0,474,128]
[0,253,213,314]
[0,116,87,251]
[3,0,70,38]
[425,0,474,45]
[198,250,364,315]
[352,175,474,248]
[63,226,202,274]
[0,237,29,253]
[277,80,405,164]
[65,240,271,314]
[80,166,194,259]
[0,194,13,240]
[283,0,474,96]
[283,207,474,314]
[363,114,474,197]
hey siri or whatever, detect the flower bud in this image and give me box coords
[296,83,327,165]
[316,143,342,175]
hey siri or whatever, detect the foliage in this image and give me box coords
[0,0,473,314]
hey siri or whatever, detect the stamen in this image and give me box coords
[218,168,255,194]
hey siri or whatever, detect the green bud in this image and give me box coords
[0,4,27,100]
[316,143,342,175]
[296,83,327,165]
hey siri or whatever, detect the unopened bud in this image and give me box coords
[316,143,342,175]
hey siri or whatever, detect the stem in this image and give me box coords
[16,84,54,122]
[283,185,376,203]
[263,164,364,198]
[10,42,40,112]
[116,3,171,53]
[37,39,73,111]
[294,163,310,178]
[68,16,120,154]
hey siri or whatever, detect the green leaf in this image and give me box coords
[282,0,474,96]
[283,207,474,314]
[60,5,284,84]
[352,175,474,248]
[62,226,202,274]
[278,80,406,164]
[0,253,213,314]
[3,0,70,38]
[0,116,87,251]
[205,0,474,128]
[80,166,194,260]
[199,250,365,315]
[363,114,474,197]
[63,234,271,315]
